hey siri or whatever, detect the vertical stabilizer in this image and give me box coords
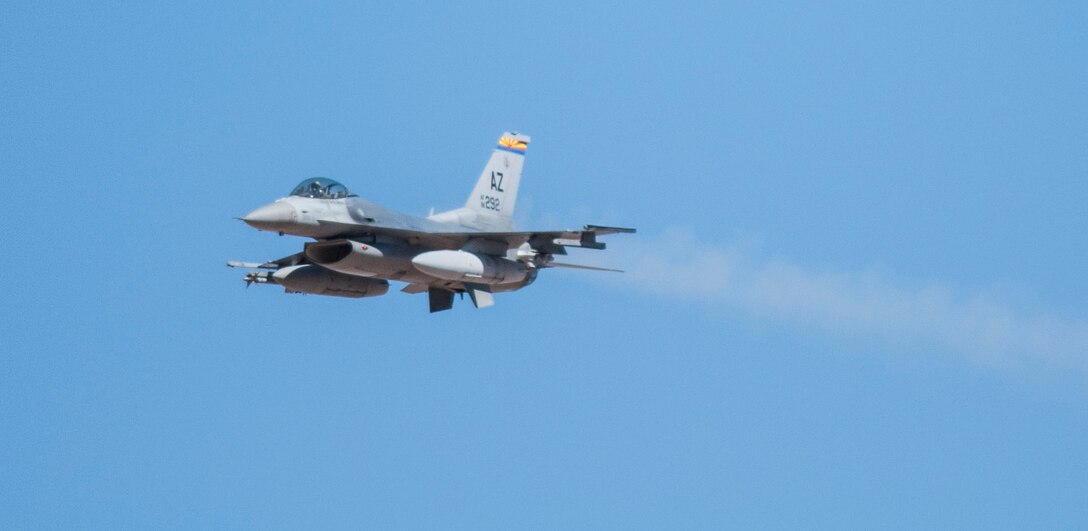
[464,132,530,224]
[428,131,530,231]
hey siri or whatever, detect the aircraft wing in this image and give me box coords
[315,220,635,254]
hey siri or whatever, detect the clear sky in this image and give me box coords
[2,2,1087,528]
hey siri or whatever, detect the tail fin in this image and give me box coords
[464,132,530,223]
[428,132,530,231]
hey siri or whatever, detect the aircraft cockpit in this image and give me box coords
[289,177,353,199]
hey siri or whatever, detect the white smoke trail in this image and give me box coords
[602,228,1088,374]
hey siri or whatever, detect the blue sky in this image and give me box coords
[2,2,1087,528]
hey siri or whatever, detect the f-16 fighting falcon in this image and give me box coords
[229,132,635,312]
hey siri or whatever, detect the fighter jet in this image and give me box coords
[229,132,635,312]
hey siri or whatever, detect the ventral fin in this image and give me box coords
[465,283,494,309]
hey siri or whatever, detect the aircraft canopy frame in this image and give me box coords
[289,177,354,199]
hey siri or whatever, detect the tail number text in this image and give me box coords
[480,195,501,211]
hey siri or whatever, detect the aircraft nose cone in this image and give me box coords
[242,202,297,231]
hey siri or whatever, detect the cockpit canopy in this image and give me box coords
[289,177,353,199]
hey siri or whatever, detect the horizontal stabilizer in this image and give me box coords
[547,262,624,273]
[584,225,637,235]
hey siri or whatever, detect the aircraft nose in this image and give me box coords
[242,201,297,231]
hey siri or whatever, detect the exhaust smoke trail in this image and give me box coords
[603,229,1088,375]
